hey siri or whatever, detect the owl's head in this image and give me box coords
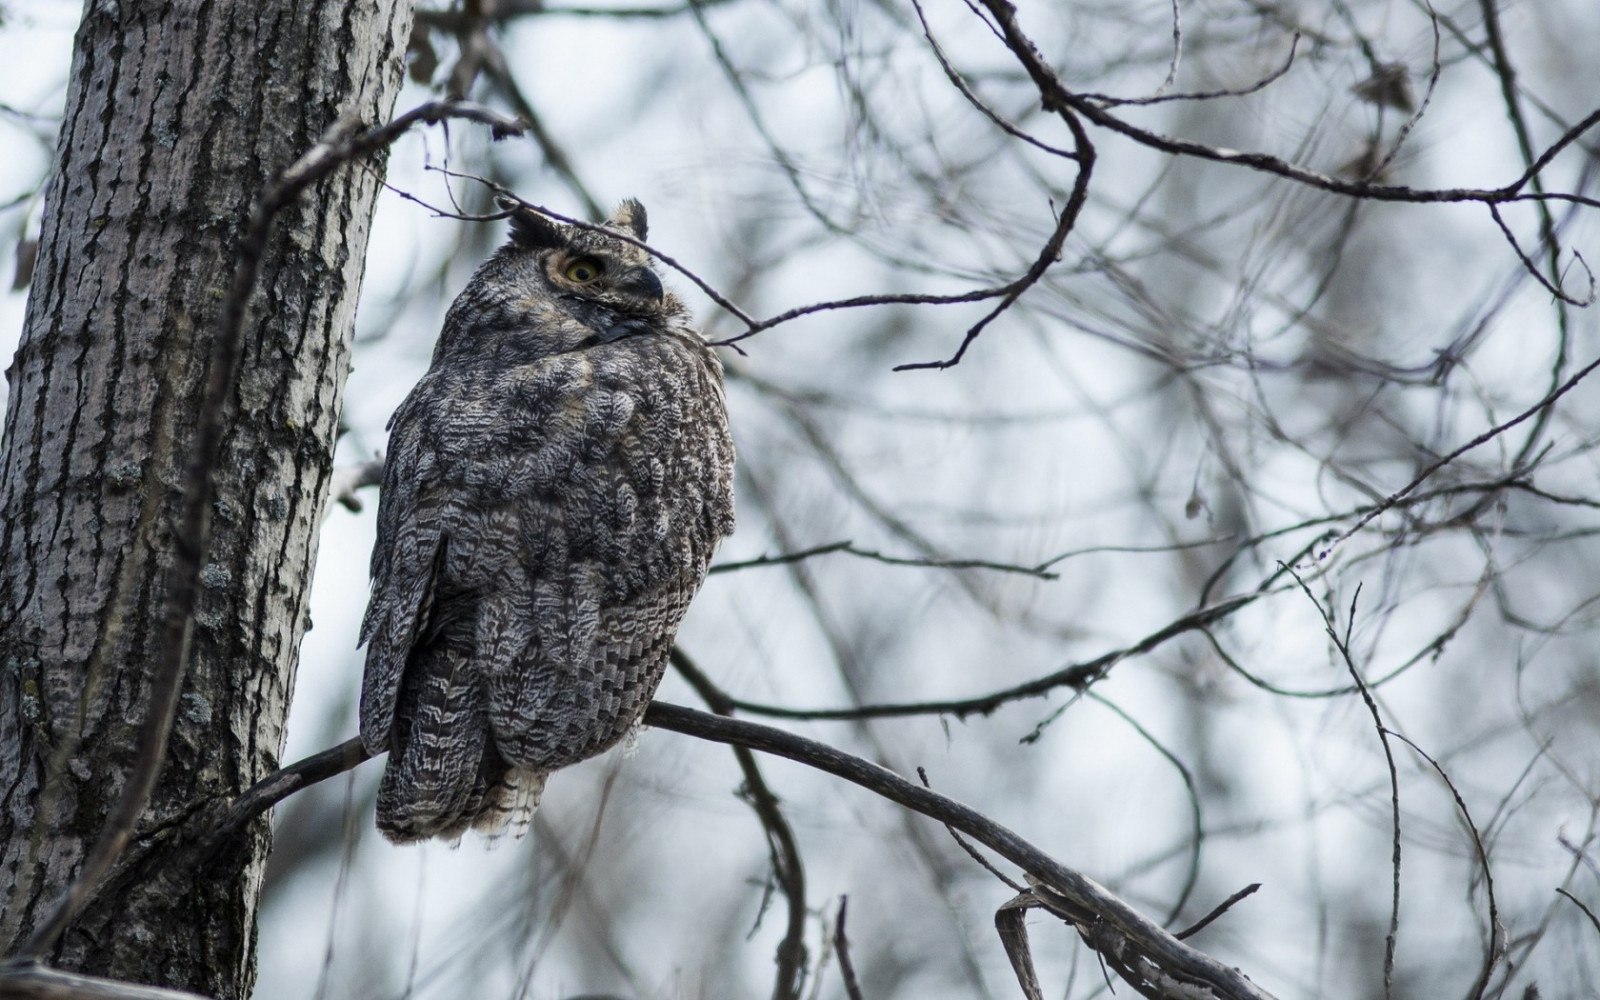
[437,199,690,365]
[503,199,682,323]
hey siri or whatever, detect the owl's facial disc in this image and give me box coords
[545,250,665,312]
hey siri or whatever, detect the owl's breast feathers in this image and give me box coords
[358,325,733,841]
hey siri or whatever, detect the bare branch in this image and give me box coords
[891,135,1093,371]
[721,592,1261,721]
[1175,884,1261,941]
[1005,3,1600,206]
[209,738,372,848]
[1079,34,1301,109]
[973,0,1600,305]
[324,458,386,518]
[643,702,1279,999]
[672,650,807,1000]
[1387,731,1502,995]
[147,695,1279,998]
[1287,572,1401,999]
[1555,889,1600,940]
[1486,204,1596,305]
[415,0,741,26]
[1088,692,1203,924]
[917,767,1026,893]
[833,898,865,1000]
[1317,351,1600,560]
[910,0,1078,160]
[709,539,1067,579]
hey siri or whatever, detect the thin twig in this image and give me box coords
[1387,731,1502,996]
[719,592,1260,720]
[671,649,808,1000]
[917,767,1025,893]
[1088,692,1203,925]
[1555,888,1600,939]
[709,540,1065,579]
[708,541,856,574]
[1080,35,1300,108]
[910,0,1078,160]
[1287,572,1402,999]
[1363,7,1440,182]
[1556,831,1600,882]
[834,898,865,1000]
[891,123,1093,371]
[1315,350,1600,560]
[1175,884,1261,941]
[1155,0,1182,97]
[1487,204,1595,305]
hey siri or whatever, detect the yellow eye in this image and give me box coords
[564,258,603,283]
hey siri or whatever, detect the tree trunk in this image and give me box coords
[0,3,410,996]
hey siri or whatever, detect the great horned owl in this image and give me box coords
[359,199,735,843]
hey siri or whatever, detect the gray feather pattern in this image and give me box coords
[359,202,735,843]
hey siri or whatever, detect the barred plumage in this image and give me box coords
[359,200,735,843]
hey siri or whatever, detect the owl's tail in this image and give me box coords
[374,643,547,844]
[376,739,548,844]
[472,765,546,841]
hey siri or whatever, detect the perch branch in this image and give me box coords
[198,701,1276,999]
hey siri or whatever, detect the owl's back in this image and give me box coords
[358,202,734,843]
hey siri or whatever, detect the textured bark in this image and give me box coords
[0,2,411,997]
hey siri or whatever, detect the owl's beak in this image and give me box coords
[615,266,664,303]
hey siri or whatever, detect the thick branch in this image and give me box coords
[208,738,371,848]
[196,700,1275,998]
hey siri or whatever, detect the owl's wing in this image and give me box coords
[359,386,459,755]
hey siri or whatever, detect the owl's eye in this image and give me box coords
[564,258,604,283]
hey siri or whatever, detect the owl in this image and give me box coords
[358,199,735,843]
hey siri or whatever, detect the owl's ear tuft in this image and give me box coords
[608,198,648,241]
[499,198,564,250]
